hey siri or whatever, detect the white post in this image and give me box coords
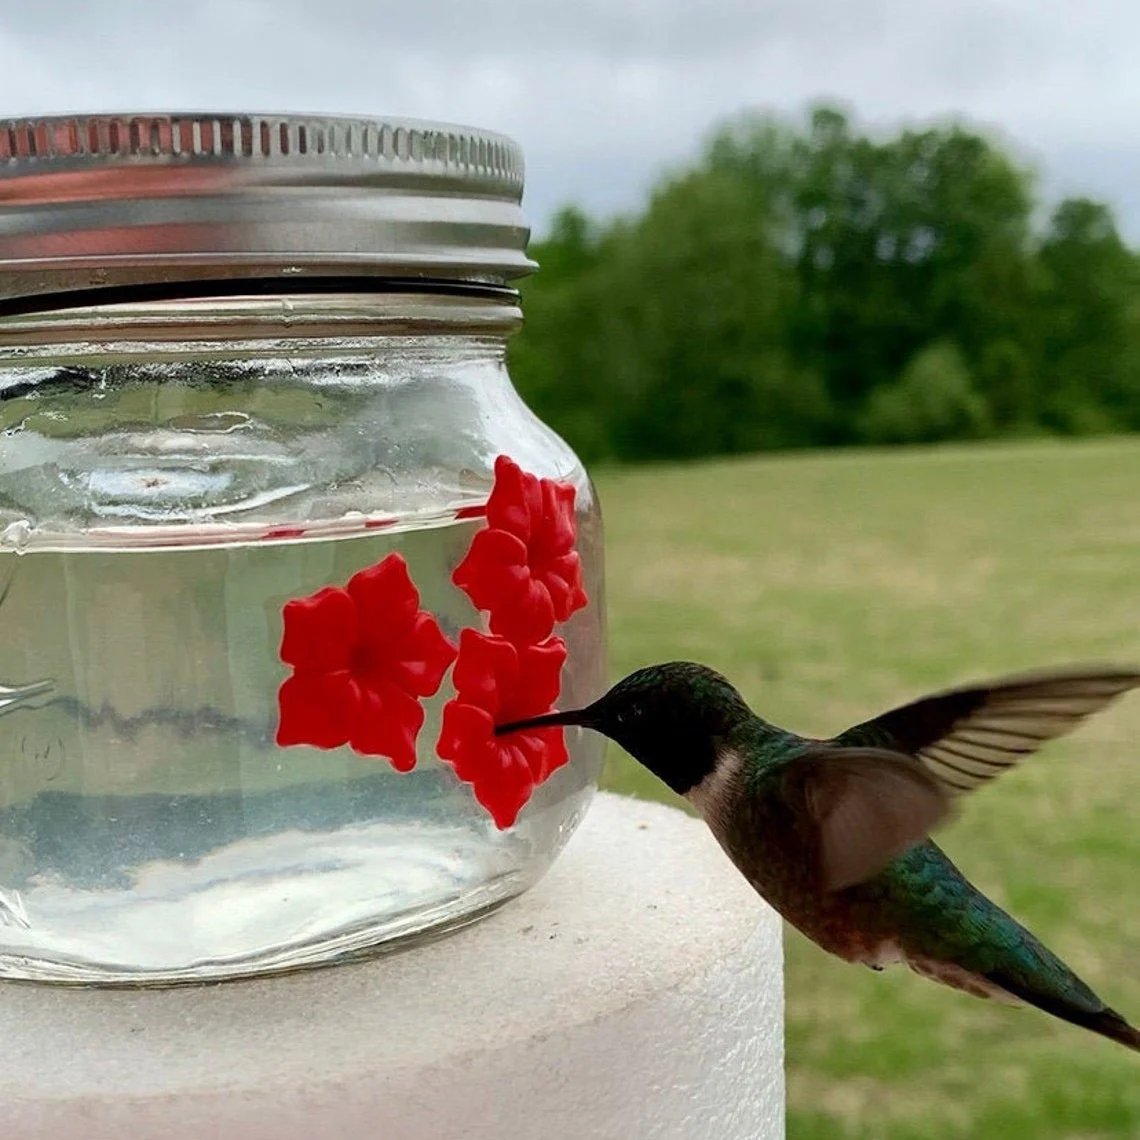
[2,794,785,1139]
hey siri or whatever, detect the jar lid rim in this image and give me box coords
[0,112,536,297]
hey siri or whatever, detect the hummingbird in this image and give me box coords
[497,662,1140,1052]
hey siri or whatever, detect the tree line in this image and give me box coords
[510,106,1140,461]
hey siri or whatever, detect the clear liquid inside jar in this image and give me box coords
[0,294,606,983]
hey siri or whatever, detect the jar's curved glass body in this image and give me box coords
[0,294,606,983]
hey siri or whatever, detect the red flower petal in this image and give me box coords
[280,587,357,673]
[349,680,424,772]
[538,549,578,611]
[276,672,358,749]
[451,528,530,613]
[437,701,493,770]
[385,612,458,697]
[451,629,516,714]
[471,747,535,830]
[348,553,419,636]
[515,727,570,785]
[485,455,536,540]
[487,580,556,645]
[512,638,569,715]
[542,574,575,620]
[535,479,577,556]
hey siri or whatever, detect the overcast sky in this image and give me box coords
[1,0,1136,240]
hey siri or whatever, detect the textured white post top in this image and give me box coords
[2,793,784,1139]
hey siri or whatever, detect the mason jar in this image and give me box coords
[0,113,606,984]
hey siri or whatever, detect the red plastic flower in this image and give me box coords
[452,455,588,645]
[276,553,457,772]
[436,629,569,829]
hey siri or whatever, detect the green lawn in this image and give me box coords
[593,436,1140,1140]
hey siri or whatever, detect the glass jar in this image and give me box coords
[0,114,606,984]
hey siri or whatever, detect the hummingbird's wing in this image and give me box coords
[832,666,1140,797]
[784,745,951,892]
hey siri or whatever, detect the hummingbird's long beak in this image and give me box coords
[494,707,593,736]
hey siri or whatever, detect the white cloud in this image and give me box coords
[1,0,1137,238]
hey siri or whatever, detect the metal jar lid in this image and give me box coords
[0,112,535,304]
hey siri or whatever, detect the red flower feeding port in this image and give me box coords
[437,630,570,829]
[452,455,588,646]
[276,554,457,773]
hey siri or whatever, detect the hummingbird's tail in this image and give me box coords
[894,845,1140,1054]
[990,972,1140,1053]
[1087,1010,1140,1053]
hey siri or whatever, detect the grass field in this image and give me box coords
[592,436,1140,1140]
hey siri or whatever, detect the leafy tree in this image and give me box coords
[859,341,992,444]
[508,107,1139,461]
[510,207,616,460]
[594,165,823,459]
[1034,198,1140,431]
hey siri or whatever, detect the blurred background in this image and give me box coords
[3,2,1137,1136]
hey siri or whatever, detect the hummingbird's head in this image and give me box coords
[495,661,753,796]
